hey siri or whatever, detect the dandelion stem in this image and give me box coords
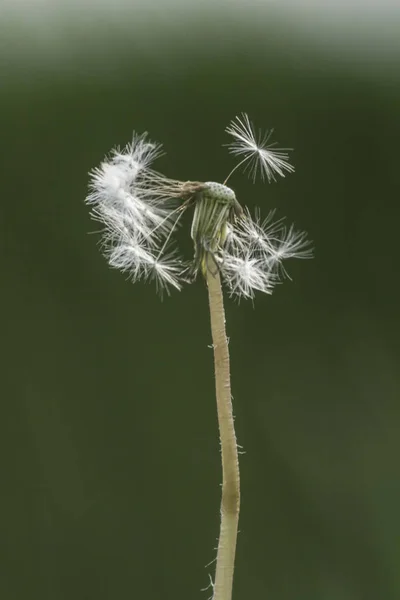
[206,255,240,600]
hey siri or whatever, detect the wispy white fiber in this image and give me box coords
[85,114,312,297]
[86,132,187,292]
[219,208,311,298]
[225,113,295,182]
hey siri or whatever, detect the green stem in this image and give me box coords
[206,256,240,600]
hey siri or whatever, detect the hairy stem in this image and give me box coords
[206,257,240,600]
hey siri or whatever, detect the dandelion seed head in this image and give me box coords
[203,182,237,205]
[226,113,294,183]
[86,117,311,297]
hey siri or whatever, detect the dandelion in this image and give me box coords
[225,112,295,182]
[85,114,312,600]
[86,118,310,297]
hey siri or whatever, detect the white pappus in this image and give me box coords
[85,114,312,298]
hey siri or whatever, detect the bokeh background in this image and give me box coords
[2,1,400,598]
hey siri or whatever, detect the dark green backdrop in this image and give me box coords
[2,11,400,600]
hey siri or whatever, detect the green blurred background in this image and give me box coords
[1,2,400,598]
